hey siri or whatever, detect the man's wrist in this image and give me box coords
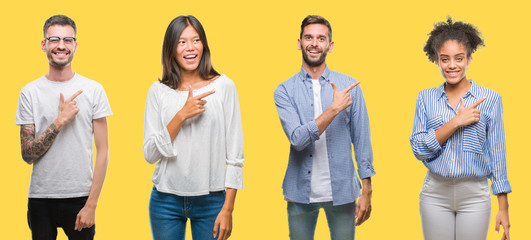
[52,119,64,131]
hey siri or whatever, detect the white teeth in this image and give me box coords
[184,55,196,59]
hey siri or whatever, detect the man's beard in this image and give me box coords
[47,50,73,68]
[302,46,328,67]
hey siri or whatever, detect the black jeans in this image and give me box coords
[27,197,95,240]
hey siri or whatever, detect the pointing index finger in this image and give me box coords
[67,90,83,102]
[195,90,215,100]
[470,97,486,109]
[344,81,360,92]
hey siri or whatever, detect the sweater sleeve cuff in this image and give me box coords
[156,128,177,158]
[224,159,244,190]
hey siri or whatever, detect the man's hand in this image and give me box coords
[453,97,485,128]
[355,178,372,226]
[74,205,95,231]
[330,82,359,114]
[54,90,83,130]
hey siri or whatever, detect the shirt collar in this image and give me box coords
[436,79,478,100]
[298,66,331,83]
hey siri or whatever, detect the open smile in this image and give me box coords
[183,54,198,62]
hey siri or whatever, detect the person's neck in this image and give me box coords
[302,62,326,80]
[178,70,204,90]
[445,77,471,99]
[46,64,75,82]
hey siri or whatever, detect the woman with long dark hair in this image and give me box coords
[143,15,244,240]
[410,17,511,240]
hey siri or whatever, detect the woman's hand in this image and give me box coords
[213,208,232,240]
[167,86,215,141]
[495,193,510,240]
[177,85,215,120]
[453,97,485,128]
[213,189,237,240]
[496,209,510,240]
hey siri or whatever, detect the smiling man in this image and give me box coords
[15,15,112,240]
[274,15,375,239]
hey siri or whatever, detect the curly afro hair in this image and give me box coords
[423,17,485,63]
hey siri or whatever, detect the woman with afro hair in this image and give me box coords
[410,17,511,240]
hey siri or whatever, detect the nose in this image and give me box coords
[309,38,318,47]
[448,59,457,69]
[185,41,194,51]
[57,39,67,49]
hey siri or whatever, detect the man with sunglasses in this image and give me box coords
[15,15,112,240]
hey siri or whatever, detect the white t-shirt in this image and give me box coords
[15,73,112,198]
[309,79,333,203]
[143,74,244,196]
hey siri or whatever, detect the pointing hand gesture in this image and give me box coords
[55,90,83,129]
[330,81,360,114]
[454,97,485,128]
[179,85,215,120]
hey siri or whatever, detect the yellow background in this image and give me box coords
[1,0,529,239]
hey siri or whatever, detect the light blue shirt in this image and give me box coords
[274,67,376,206]
[410,80,511,195]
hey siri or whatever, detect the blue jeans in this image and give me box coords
[149,187,225,240]
[27,197,95,240]
[287,201,356,240]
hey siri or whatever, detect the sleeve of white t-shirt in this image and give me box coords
[143,83,177,164]
[222,78,245,190]
[15,89,34,125]
[92,84,113,119]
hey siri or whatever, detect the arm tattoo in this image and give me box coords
[20,123,59,164]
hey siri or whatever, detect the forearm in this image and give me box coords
[167,111,186,141]
[85,149,108,208]
[20,123,60,164]
[315,107,339,135]
[361,178,372,196]
[222,188,237,212]
[497,193,509,212]
[434,118,459,146]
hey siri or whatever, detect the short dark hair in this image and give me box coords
[159,15,219,89]
[423,16,484,63]
[300,15,332,41]
[43,15,77,38]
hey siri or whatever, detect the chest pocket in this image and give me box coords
[426,115,443,130]
[463,119,487,154]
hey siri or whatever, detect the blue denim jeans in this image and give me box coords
[287,201,356,240]
[27,197,95,240]
[149,187,225,240]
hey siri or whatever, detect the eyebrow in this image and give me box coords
[439,53,466,57]
[179,35,200,40]
[303,34,327,39]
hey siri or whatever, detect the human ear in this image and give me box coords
[328,41,334,52]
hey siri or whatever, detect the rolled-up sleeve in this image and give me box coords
[143,83,177,164]
[410,91,442,161]
[222,80,245,189]
[487,96,511,195]
[274,84,319,151]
